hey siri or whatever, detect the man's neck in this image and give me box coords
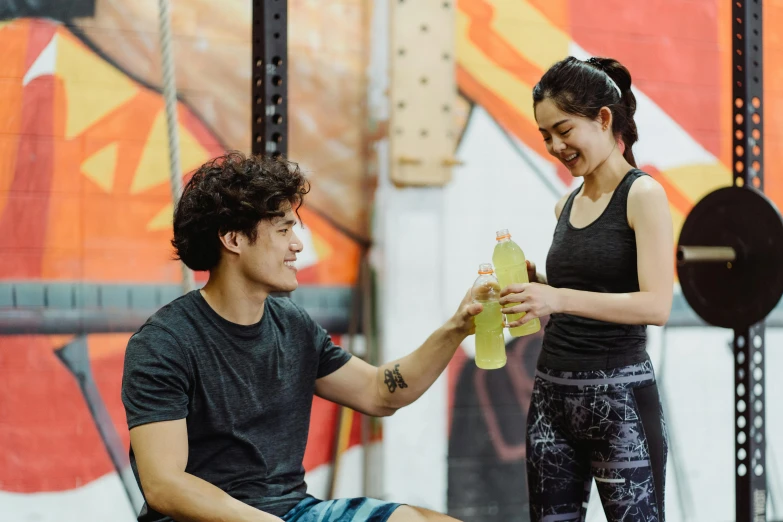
[199,270,267,326]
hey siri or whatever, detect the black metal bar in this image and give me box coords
[677,246,737,263]
[0,282,361,335]
[0,307,357,336]
[0,0,95,21]
[54,336,144,514]
[733,2,766,519]
[6,287,783,333]
[733,0,764,191]
[252,0,288,158]
[734,324,768,522]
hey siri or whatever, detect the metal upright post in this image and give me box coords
[252,0,288,158]
[732,1,767,520]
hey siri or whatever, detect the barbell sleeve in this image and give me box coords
[677,246,737,263]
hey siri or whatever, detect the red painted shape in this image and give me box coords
[23,19,56,70]
[302,335,370,471]
[93,351,132,457]
[1,333,367,493]
[0,338,115,492]
[0,22,57,277]
[447,346,468,437]
[570,0,723,158]
[303,396,340,472]
[640,164,693,217]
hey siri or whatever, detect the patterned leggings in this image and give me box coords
[526,360,668,522]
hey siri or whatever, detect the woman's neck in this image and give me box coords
[582,147,635,199]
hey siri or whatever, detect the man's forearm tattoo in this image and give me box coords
[383,364,409,393]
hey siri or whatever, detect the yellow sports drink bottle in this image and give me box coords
[492,229,541,337]
[471,263,507,370]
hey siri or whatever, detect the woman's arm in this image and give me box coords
[502,177,674,326]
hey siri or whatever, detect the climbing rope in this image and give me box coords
[158,0,196,294]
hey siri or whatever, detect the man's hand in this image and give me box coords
[448,288,484,337]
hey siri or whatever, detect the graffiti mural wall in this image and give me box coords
[0,1,369,520]
[2,1,783,521]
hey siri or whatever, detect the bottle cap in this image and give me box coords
[478,263,494,275]
[496,229,511,241]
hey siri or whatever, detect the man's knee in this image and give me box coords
[387,505,461,521]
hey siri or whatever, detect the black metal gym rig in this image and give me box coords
[252,0,288,159]
[677,1,783,521]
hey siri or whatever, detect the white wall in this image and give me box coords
[369,0,450,511]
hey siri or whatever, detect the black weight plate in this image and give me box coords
[677,186,783,329]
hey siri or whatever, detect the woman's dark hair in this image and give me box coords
[532,56,639,167]
[172,151,310,271]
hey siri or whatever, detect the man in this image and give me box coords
[122,152,480,522]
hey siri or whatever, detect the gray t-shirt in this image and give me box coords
[121,290,352,521]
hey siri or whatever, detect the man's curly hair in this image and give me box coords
[172,151,310,271]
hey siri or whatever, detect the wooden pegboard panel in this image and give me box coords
[390,0,459,187]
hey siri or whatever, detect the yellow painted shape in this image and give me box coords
[147,203,174,231]
[670,203,685,283]
[490,0,570,71]
[457,10,535,122]
[132,110,210,194]
[670,203,685,244]
[56,33,139,138]
[81,142,118,192]
[664,162,732,205]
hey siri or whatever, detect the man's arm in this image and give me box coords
[315,291,481,415]
[131,420,283,522]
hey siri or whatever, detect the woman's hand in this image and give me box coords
[526,260,538,283]
[499,283,562,327]
[526,260,546,284]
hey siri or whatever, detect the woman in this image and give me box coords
[499,56,674,522]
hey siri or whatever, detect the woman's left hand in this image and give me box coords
[499,283,563,327]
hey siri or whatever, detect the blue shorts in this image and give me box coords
[282,496,402,522]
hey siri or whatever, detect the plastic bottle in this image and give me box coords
[492,229,541,337]
[471,263,507,370]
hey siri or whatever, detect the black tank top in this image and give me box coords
[540,169,649,371]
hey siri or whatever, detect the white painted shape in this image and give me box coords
[368,0,448,512]
[444,106,560,359]
[380,192,448,512]
[304,443,380,502]
[23,34,58,86]
[0,472,137,522]
[293,221,319,271]
[507,130,580,194]
[334,443,370,500]
[304,462,331,501]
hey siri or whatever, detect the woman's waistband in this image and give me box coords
[534,359,656,392]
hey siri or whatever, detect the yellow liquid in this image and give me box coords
[474,300,507,369]
[493,239,541,337]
